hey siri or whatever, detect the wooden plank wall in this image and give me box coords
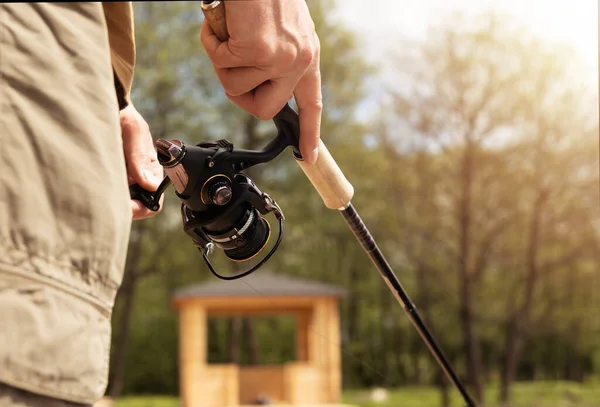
[238,366,286,404]
[284,363,324,404]
[179,304,206,407]
[199,365,239,406]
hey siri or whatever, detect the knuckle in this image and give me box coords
[120,115,136,134]
[314,37,321,59]
[120,108,149,136]
[313,99,323,112]
[277,45,298,69]
[298,43,316,70]
[254,38,277,65]
[298,94,323,112]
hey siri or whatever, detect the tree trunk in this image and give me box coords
[378,279,391,385]
[411,342,422,384]
[499,317,523,404]
[565,265,583,382]
[499,188,545,404]
[458,142,484,402]
[243,318,260,365]
[436,369,450,407]
[107,274,137,398]
[459,284,483,402]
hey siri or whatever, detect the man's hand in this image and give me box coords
[200,0,322,165]
[120,104,164,220]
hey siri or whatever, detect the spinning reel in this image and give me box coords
[130,104,302,281]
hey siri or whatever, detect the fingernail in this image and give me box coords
[144,169,160,190]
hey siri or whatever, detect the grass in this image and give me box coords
[115,396,180,407]
[115,380,600,407]
[342,381,600,407]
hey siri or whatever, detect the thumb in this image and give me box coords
[127,150,161,192]
[121,106,162,191]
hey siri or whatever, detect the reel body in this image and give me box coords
[130,105,301,280]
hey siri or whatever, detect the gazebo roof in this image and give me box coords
[173,271,347,300]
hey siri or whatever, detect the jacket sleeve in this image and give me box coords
[102,2,136,110]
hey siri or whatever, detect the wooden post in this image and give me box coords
[306,299,327,403]
[307,298,343,403]
[296,310,310,362]
[312,300,330,366]
[179,303,207,407]
[326,298,342,403]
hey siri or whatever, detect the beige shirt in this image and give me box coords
[0,3,136,404]
[103,2,136,108]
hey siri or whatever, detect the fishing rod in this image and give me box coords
[130,1,477,406]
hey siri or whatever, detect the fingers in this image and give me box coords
[120,105,162,192]
[131,195,164,221]
[200,19,246,68]
[220,46,311,121]
[131,199,150,220]
[294,50,322,165]
[214,66,273,97]
[120,104,163,221]
[226,76,297,120]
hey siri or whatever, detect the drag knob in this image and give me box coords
[209,181,232,206]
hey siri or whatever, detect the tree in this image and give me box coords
[497,49,599,400]
[384,12,530,401]
[382,10,599,403]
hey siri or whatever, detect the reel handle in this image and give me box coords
[201,0,354,210]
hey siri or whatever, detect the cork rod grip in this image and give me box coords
[201,1,229,41]
[201,0,354,210]
[295,140,354,209]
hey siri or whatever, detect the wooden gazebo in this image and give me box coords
[172,271,351,407]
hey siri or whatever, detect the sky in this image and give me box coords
[331,0,599,118]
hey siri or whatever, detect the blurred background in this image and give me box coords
[106,1,599,406]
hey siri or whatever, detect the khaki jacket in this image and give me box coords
[0,2,136,404]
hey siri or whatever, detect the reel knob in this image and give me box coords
[209,181,232,206]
